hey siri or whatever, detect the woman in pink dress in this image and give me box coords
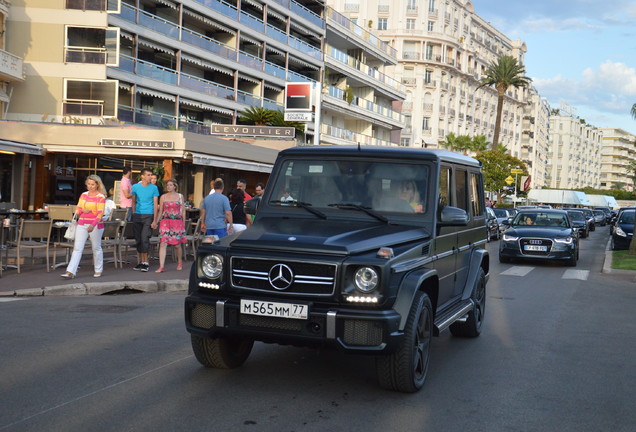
[151,179,186,272]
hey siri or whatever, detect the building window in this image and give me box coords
[66,0,121,13]
[424,69,433,84]
[428,21,435,32]
[428,0,435,12]
[64,79,118,117]
[377,18,388,30]
[65,26,120,66]
[407,0,417,12]
[407,19,416,30]
[401,138,411,147]
[422,117,430,130]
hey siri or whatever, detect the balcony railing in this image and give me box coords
[325,7,397,58]
[321,123,396,146]
[63,99,104,116]
[65,47,107,64]
[0,49,25,82]
[327,85,403,122]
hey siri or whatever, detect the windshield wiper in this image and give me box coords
[269,200,327,219]
[328,203,389,223]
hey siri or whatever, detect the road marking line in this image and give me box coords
[562,269,589,280]
[500,266,535,277]
[0,298,27,302]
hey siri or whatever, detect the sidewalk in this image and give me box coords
[0,253,189,297]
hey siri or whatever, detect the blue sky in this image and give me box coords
[474,0,636,135]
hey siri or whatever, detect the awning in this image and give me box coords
[183,8,236,34]
[138,39,174,55]
[118,82,132,91]
[242,0,263,9]
[192,152,273,172]
[266,7,286,22]
[0,139,45,156]
[186,132,284,173]
[240,33,262,46]
[290,20,321,38]
[136,87,176,102]
[120,31,134,41]
[264,83,283,91]
[266,46,285,56]
[288,55,319,69]
[156,0,177,9]
[239,74,260,84]
[181,53,234,75]
[180,98,234,115]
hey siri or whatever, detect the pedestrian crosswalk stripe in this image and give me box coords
[500,266,535,277]
[562,269,589,280]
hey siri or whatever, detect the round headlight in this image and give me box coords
[201,254,223,279]
[354,267,378,293]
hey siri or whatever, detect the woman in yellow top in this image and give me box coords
[61,175,107,279]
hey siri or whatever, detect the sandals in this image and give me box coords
[176,262,183,271]
[155,267,165,273]
[93,273,102,278]
[60,272,75,279]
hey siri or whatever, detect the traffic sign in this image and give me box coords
[505,176,514,185]
[511,169,523,174]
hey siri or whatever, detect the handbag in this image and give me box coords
[64,219,78,241]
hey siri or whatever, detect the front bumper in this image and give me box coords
[499,241,576,261]
[185,294,404,354]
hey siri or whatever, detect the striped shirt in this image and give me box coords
[76,192,106,229]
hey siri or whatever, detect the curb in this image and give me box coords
[602,238,636,280]
[0,279,188,297]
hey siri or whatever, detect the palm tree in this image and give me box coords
[631,103,636,120]
[478,56,532,149]
[470,135,490,154]
[238,106,275,126]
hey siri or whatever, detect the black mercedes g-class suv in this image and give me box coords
[185,146,489,392]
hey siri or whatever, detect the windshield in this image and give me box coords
[512,212,570,228]
[493,209,508,217]
[268,159,430,215]
[619,211,635,224]
[567,211,585,222]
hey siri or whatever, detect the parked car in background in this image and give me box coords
[611,209,635,250]
[499,209,579,266]
[592,210,606,226]
[486,207,500,241]
[566,210,588,238]
[492,208,512,229]
[579,208,595,232]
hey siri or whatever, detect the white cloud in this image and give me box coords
[534,61,636,115]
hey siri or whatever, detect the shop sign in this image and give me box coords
[209,125,295,137]
[100,139,174,149]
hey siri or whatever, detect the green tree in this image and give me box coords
[626,160,636,190]
[470,135,490,154]
[475,149,529,203]
[478,56,532,149]
[238,106,275,126]
[269,110,306,137]
[440,133,469,153]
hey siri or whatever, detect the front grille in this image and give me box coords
[191,303,216,329]
[343,320,384,346]
[519,238,553,256]
[231,257,337,296]
[238,314,305,332]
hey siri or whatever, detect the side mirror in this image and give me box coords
[439,206,468,226]
[244,197,260,215]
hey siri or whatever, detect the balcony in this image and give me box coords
[0,49,25,82]
[63,99,104,116]
[321,123,397,146]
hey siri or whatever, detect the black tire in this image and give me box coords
[566,249,577,267]
[499,253,510,263]
[376,292,432,393]
[191,335,254,369]
[450,268,486,338]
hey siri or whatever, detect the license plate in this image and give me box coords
[240,299,309,320]
[524,245,547,251]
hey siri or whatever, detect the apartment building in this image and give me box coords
[327,0,529,149]
[599,128,636,192]
[321,6,405,146]
[547,113,602,189]
[519,87,550,188]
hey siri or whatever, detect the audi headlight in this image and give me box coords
[502,233,519,242]
[615,227,627,237]
[354,267,378,293]
[554,237,573,244]
[201,254,223,279]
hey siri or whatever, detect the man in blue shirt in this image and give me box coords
[200,179,233,238]
[131,168,159,271]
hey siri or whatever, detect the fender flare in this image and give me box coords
[461,249,489,300]
[393,268,438,330]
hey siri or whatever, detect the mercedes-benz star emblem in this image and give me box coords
[268,264,294,290]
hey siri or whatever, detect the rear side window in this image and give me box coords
[470,172,484,217]
[456,169,468,211]
[439,166,451,208]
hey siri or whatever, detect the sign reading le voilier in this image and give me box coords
[101,139,174,149]
[210,125,296,138]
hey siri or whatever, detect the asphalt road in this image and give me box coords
[1,227,634,432]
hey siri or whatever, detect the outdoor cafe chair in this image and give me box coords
[49,204,77,270]
[101,220,122,269]
[5,219,52,274]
